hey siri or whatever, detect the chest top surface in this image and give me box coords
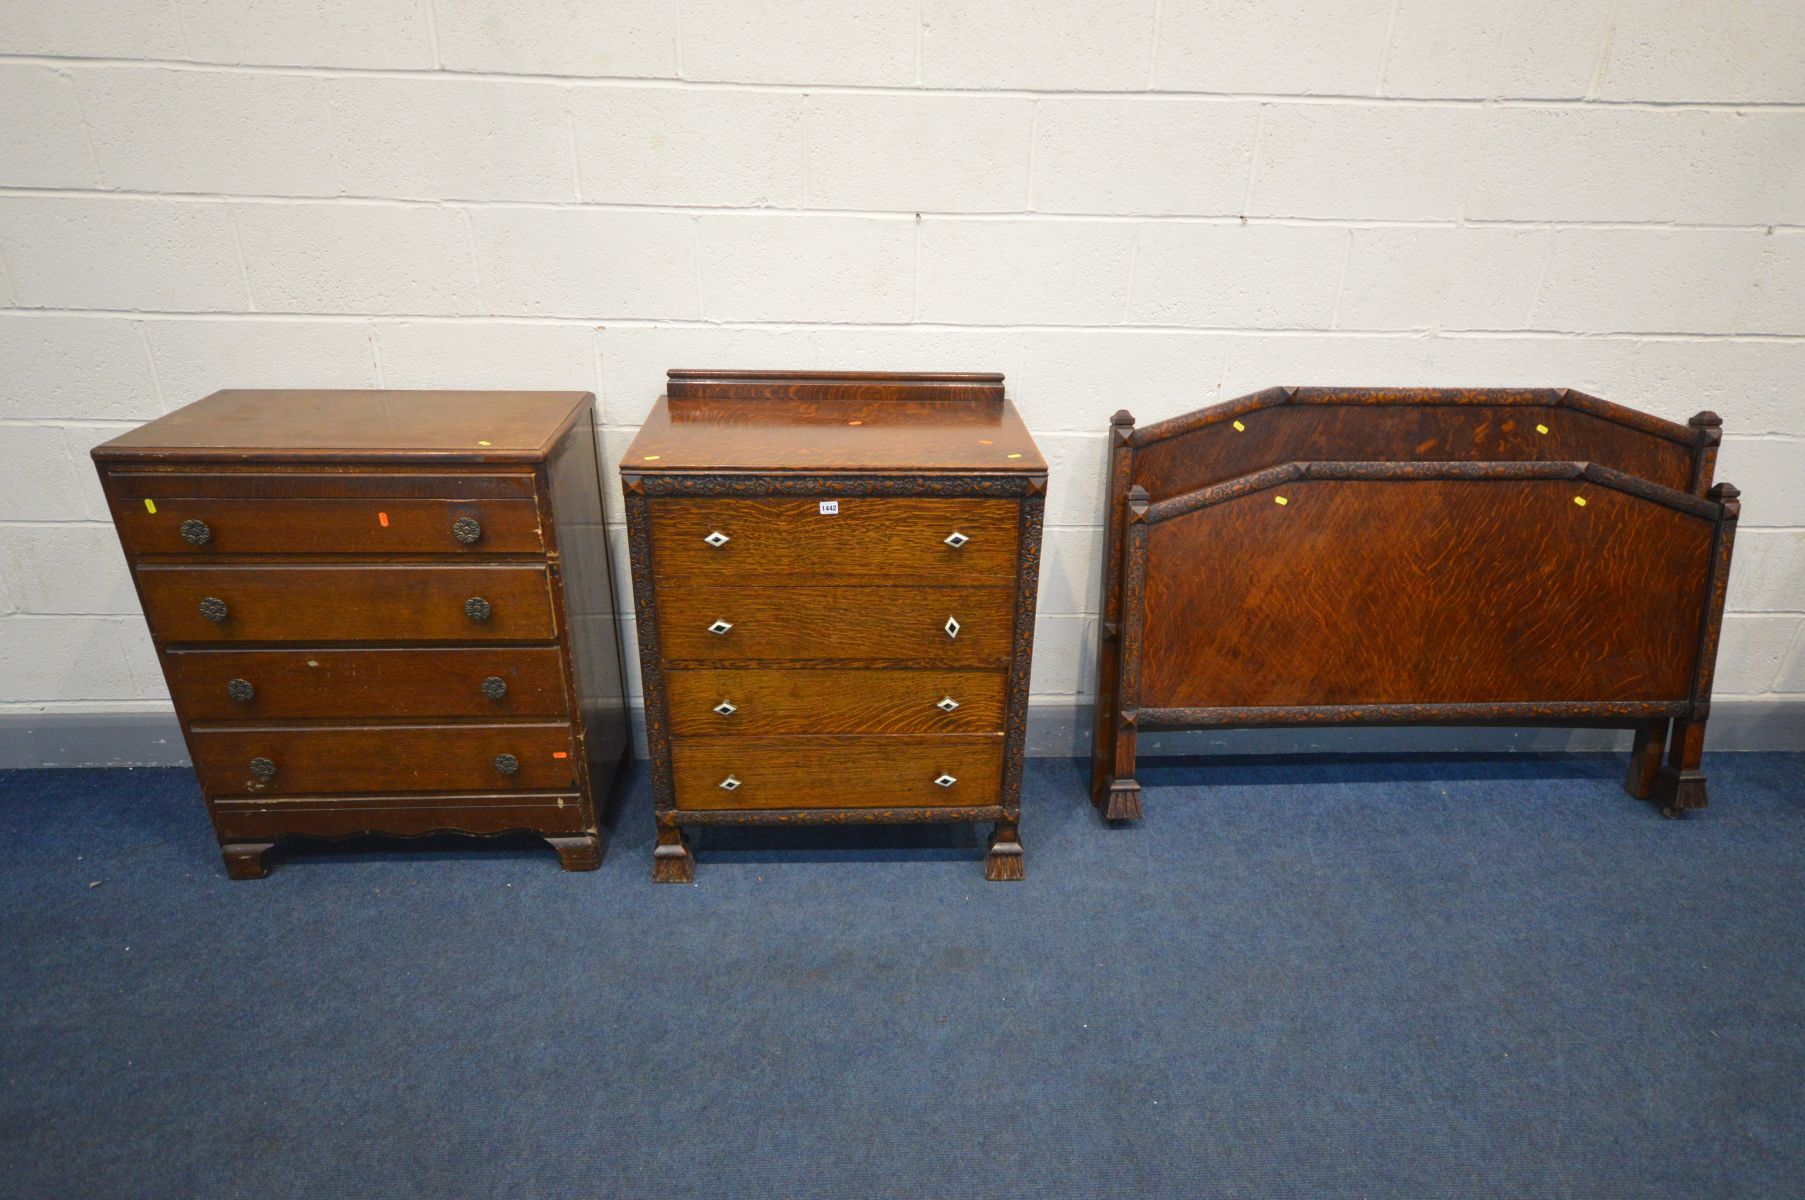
[622,371,1046,475]
[93,389,592,464]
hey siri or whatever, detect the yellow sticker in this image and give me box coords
[643,454,660,461]
[143,499,157,514]
[1232,420,1246,432]
[1574,496,1587,507]
[477,440,492,447]
[1536,423,1549,435]
[1274,495,1289,506]
[1007,452,1022,459]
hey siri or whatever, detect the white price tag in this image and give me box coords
[819,501,839,515]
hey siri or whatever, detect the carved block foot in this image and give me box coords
[1103,780,1142,823]
[221,842,274,880]
[1653,770,1708,819]
[652,825,694,884]
[985,820,1024,882]
[547,834,602,872]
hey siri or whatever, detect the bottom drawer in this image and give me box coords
[190,722,579,797]
[670,735,1002,810]
[211,791,590,841]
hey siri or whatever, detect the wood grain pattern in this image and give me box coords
[110,495,544,557]
[134,562,557,643]
[666,667,1006,735]
[656,584,1014,665]
[669,735,1004,810]
[649,497,1019,582]
[624,371,1045,879]
[93,391,628,876]
[164,646,569,720]
[1139,478,1711,706]
[189,721,579,796]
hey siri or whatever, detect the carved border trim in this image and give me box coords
[999,485,1045,821]
[633,473,1036,499]
[622,485,676,816]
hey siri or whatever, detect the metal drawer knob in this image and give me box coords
[707,619,733,635]
[249,756,276,781]
[494,753,519,776]
[943,531,969,549]
[936,696,960,713]
[465,596,492,622]
[452,515,483,545]
[703,530,731,548]
[713,699,737,716]
[226,678,255,703]
[199,596,229,623]
[481,676,508,701]
[944,616,960,639]
[934,773,957,788]
[718,775,741,791]
[179,518,212,546]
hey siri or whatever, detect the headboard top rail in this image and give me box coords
[1141,459,1729,525]
[1131,386,1715,451]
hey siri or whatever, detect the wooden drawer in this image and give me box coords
[135,563,558,643]
[211,791,591,841]
[670,735,1003,810]
[650,498,1019,582]
[657,585,1014,665]
[111,494,544,557]
[165,647,569,720]
[666,668,1006,735]
[189,721,579,796]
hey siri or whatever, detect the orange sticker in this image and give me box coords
[378,511,389,527]
[552,751,569,759]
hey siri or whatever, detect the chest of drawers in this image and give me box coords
[621,370,1047,882]
[92,390,630,879]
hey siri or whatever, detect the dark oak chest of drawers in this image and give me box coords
[93,390,630,878]
[621,370,1047,881]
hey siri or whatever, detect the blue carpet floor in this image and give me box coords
[2,753,1803,1199]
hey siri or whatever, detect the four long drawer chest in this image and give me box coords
[619,370,1048,882]
[92,390,631,879]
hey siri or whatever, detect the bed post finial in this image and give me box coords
[1126,484,1150,516]
[1111,409,1136,445]
[1689,411,1723,444]
[1710,481,1740,518]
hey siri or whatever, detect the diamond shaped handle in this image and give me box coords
[944,616,960,639]
[934,773,957,788]
[936,696,960,713]
[719,775,741,791]
[708,619,733,635]
[943,531,969,549]
[713,699,737,716]
[703,530,730,548]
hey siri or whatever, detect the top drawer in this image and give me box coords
[104,470,543,557]
[649,497,1020,583]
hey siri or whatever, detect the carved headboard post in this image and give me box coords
[1687,411,1723,496]
[1089,409,1139,806]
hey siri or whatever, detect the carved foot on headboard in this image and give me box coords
[1652,717,1710,819]
[1103,780,1143,823]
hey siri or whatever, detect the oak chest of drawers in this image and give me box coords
[621,370,1047,881]
[92,390,631,879]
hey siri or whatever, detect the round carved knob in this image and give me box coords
[464,596,492,622]
[494,753,519,776]
[481,676,508,701]
[226,678,255,703]
[179,519,212,546]
[249,756,276,781]
[452,516,482,545]
[199,596,229,623]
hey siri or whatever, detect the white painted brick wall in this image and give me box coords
[0,1,1800,722]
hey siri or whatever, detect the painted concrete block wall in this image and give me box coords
[0,0,1802,735]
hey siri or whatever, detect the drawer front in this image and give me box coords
[211,792,591,841]
[165,647,569,720]
[111,496,544,557]
[657,585,1014,665]
[190,722,578,796]
[135,563,557,643]
[670,736,1003,810]
[650,498,1020,582]
[667,668,1006,735]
